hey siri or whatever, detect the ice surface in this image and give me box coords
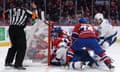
[0,43,120,72]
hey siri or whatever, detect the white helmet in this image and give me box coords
[94,13,104,20]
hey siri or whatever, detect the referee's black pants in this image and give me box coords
[5,26,26,67]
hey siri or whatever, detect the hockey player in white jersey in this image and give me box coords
[94,13,117,49]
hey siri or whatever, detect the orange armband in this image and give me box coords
[32,12,37,20]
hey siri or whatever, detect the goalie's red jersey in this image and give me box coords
[72,24,99,38]
[53,37,63,48]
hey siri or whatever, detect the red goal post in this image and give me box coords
[47,21,54,65]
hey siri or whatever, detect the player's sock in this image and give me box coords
[98,52,115,69]
[66,48,75,62]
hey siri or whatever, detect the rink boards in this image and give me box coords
[0,26,120,47]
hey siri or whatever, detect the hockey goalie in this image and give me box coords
[50,27,71,66]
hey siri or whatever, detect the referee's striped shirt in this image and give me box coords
[5,7,33,27]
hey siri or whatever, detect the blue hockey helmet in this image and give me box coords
[54,27,62,32]
[79,17,88,24]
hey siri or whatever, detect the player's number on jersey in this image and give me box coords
[79,25,94,32]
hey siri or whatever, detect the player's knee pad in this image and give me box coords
[57,47,67,53]
[56,47,67,58]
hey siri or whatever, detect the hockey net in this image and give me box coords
[26,19,49,64]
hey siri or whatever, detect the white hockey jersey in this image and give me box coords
[97,19,116,38]
[97,19,117,48]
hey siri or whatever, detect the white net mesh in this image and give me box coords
[26,19,48,63]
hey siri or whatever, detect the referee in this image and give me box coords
[3,0,37,70]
